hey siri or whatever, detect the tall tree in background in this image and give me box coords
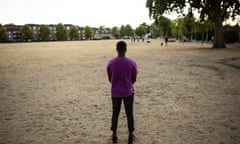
[56,23,67,41]
[39,25,50,41]
[21,24,33,41]
[125,24,134,37]
[156,16,172,37]
[85,26,92,40]
[151,23,160,38]
[0,24,8,42]
[135,24,147,37]
[140,22,151,34]
[184,9,195,40]
[194,19,213,41]
[70,26,79,40]
[112,26,120,39]
[119,24,134,38]
[172,18,186,39]
[146,0,240,48]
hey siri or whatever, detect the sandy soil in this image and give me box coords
[0,40,240,144]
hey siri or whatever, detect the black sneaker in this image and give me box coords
[128,134,136,144]
[112,135,117,143]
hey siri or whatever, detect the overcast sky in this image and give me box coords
[0,0,178,28]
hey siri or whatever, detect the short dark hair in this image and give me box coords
[116,41,127,52]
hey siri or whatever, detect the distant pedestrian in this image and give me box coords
[165,36,168,46]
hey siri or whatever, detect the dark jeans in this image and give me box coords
[111,94,135,133]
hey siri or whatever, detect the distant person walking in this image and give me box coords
[107,41,138,144]
[165,36,168,46]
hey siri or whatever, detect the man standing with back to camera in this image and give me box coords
[107,41,138,144]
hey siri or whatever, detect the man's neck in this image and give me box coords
[118,53,125,57]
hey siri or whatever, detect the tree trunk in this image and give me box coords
[213,17,226,48]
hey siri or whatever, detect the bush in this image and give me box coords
[224,29,239,44]
[102,36,111,39]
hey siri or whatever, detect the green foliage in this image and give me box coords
[156,16,172,36]
[39,25,50,41]
[146,0,185,20]
[99,25,105,31]
[119,24,134,37]
[85,26,92,40]
[140,22,151,34]
[147,0,240,21]
[183,10,195,38]
[56,23,67,41]
[70,26,79,40]
[224,25,239,43]
[119,25,125,37]
[146,0,240,48]
[21,24,33,41]
[0,24,8,42]
[135,24,147,36]
[172,18,185,38]
[112,26,120,38]
[193,20,213,34]
[150,23,159,38]
[125,24,134,36]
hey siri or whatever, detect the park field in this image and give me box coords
[0,40,240,144]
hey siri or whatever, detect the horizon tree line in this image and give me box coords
[0,16,239,44]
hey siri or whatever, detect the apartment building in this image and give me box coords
[48,24,56,41]
[4,24,22,42]
[3,24,110,42]
[28,24,40,41]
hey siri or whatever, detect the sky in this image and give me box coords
[0,0,177,28]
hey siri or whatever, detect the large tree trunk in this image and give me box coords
[212,16,226,48]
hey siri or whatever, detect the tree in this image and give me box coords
[0,24,8,42]
[56,23,67,41]
[125,24,134,37]
[119,25,125,37]
[193,19,213,42]
[119,24,134,38]
[224,24,240,43]
[184,10,195,40]
[172,18,186,39]
[172,14,198,40]
[141,22,151,34]
[146,0,240,48]
[112,26,120,39]
[70,26,79,40]
[85,26,92,40]
[135,24,147,37]
[150,23,160,38]
[156,16,172,37]
[21,24,33,41]
[99,25,105,31]
[39,25,50,41]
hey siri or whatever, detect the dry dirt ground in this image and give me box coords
[0,40,240,144]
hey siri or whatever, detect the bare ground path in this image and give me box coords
[0,40,240,144]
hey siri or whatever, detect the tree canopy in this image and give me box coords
[84,26,92,40]
[156,16,172,37]
[56,23,67,41]
[39,25,50,41]
[119,24,134,38]
[135,24,147,37]
[146,0,240,48]
[70,26,79,40]
[21,24,33,41]
[0,24,8,42]
[111,26,120,39]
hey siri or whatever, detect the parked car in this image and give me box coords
[168,38,176,42]
[93,36,102,40]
